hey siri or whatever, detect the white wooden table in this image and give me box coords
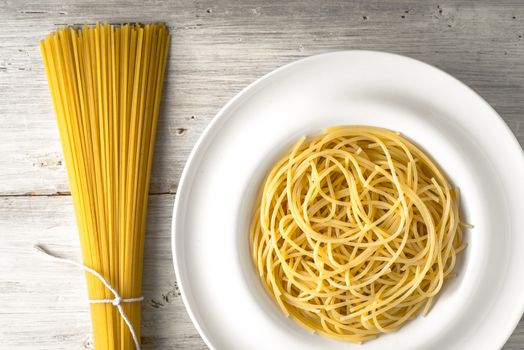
[1,0,523,348]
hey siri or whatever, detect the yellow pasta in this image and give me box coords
[250,126,465,342]
[40,23,169,349]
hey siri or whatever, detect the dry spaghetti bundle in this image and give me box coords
[40,23,169,349]
[251,126,465,342]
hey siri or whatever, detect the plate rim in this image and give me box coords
[171,50,524,350]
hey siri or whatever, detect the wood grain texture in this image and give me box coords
[1,0,523,348]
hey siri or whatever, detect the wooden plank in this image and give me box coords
[0,194,206,349]
[0,0,523,195]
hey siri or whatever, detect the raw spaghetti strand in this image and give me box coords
[40,23,169,349]
[250,126,466,343]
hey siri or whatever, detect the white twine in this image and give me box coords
[33,244,143,350]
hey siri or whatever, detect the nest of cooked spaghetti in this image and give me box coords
[250,126,465,342]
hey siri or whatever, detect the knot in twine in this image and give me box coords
[33,244,143,350]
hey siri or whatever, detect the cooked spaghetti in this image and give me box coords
[40,23,169,349]
[250,126,465,342]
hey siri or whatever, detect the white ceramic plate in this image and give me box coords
[172,51,524,350]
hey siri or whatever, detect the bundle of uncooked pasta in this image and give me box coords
[40,23,169,349]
